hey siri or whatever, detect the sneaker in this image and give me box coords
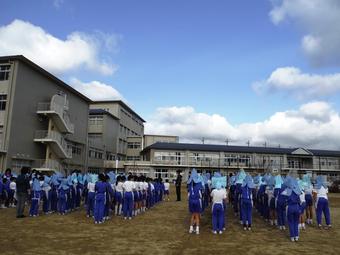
[95,221,98,224]
[244,227,247,231]
[196,227,199,234]
[318,224,322,228]
[189,226,194,234]
[291,237,295,242]
[128,217,132,220]
[283,226,286,230]
[219,231,223,234]
[223,227,226,231]
[248,227,251,231]
[295,237,299,242]
[213,231,217,234]
[124,217,127,220]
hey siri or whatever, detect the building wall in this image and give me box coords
[143,135,179,148]
[3,60,89,173]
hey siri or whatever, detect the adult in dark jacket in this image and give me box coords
[175,171,182,201]
[16,167,31,218]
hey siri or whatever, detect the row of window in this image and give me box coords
[120,108,143,128]
[88,149,103,159]
[120,124,139,137]
[0,94,7,111]
[89,115,103,125]
[126,156,141,161]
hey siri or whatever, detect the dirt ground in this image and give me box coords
[0,187,340,255]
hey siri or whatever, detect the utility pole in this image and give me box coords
[201,137,205,144]
[246,140,250,147]
[263,142,267,148]
[225,138,229,146]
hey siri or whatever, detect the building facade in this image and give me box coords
[90,101,145,160]
[0,55,90,174]
[133,142,340,181]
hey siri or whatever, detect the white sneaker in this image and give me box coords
[189,226,194,234]
[248,227,251,231]
[291,237,295,242]
[213,231,217,234]
[295,237,299,242]
[283,226,286,230]
[128,217,132,220]
[219,231,223,234]
[124,217,127,220]
[196,227,199,234]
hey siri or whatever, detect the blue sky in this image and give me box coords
[1,0,340,148]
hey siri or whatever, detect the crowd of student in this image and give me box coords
[187,169,332,241]
[0,167,171,224]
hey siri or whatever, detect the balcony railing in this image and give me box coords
[37,101,74,133]
[32,159,63,171]
[34,130,72,158]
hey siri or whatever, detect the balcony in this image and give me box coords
[32,159,63,172]
[37,95,74,134]
[34,130,72,159]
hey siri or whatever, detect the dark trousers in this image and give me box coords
[176,186,181,201]
[16,192,27,217]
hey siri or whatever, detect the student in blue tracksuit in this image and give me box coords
[282,176,301,242]
[29,178,42,217]
[50,174,59,213]
[188,170,202,235]
[211,182,227,234]
[94,173,108,224]
[122,175,135,220]
[235,169,246,224]
[275,175,286,230]
[241,175,254,231]
[315,175,331,228]
[41,175,51,214]
[58,179,69,215]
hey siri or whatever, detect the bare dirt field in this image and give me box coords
[0,187,339,255]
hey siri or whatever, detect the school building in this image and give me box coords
[1,54,340,181]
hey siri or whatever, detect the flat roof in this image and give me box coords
[0,55,92,103]
[89,108,119,120]
[91,100,146,122]
[142,142,340,157]
[144,134,179,138]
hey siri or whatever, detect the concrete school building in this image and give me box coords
[128,143,340,182]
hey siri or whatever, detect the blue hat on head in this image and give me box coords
[32,178,42,191]
[42,176,51,188]
[229,175,236,186]
[187,169,198,184]
[236,169,246,184]
[315,175,328,189]
[107,171,116,184]
[59,178,69,190]
[213,172,222,178]
[274,175,283,189]
[242,175,255,189]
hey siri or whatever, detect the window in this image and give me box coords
[126,156,140,161]
[89,115,103,125]
[127,142,141,149]
[0,94,7,111]
[0,65,10,81]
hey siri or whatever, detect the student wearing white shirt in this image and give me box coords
[211,183,227,234]
[122,175,135,219]
[164,179,170,201]
[114,175,124,216]
[9,177,17,208]
[86,175,96,217]
[299,189,306,230]
[314,176,331,228]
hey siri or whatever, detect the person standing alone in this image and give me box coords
[16,167,31,218]
[175,170,182,201]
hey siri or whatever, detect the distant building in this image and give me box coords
[139,142,340,181]
[90,101,145,160]
[0,55,90,174]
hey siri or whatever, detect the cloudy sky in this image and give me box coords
[1,0,340,149]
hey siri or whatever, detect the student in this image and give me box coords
[29,178,42,217]
[86,174,96,218]
[235,169,246,224]
[303,174,314,225]
[115,175,124,216]
[314,175,331,229]
[50,174,60,213]
[94,173,107,224]
[188,170,202,234]
[241,175,254,231]
[175,170,182,201]
[211,182,227,234]
[9,177,16,208]
[283,177,301,242]
[41,175,51,214]
[164,179,170,201]
[104,173,115,220]
[58,178,69,215]
[15,167,31,218]
[122,175,135,220]
[266,176,276,226]
[275,175,286,230]
[298,180,306,230]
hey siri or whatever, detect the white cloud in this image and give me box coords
[253,67,340,99]
[0,19,118,75]
[145,102,340,150]
[70,78,125,101]
[269,0,340,67]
